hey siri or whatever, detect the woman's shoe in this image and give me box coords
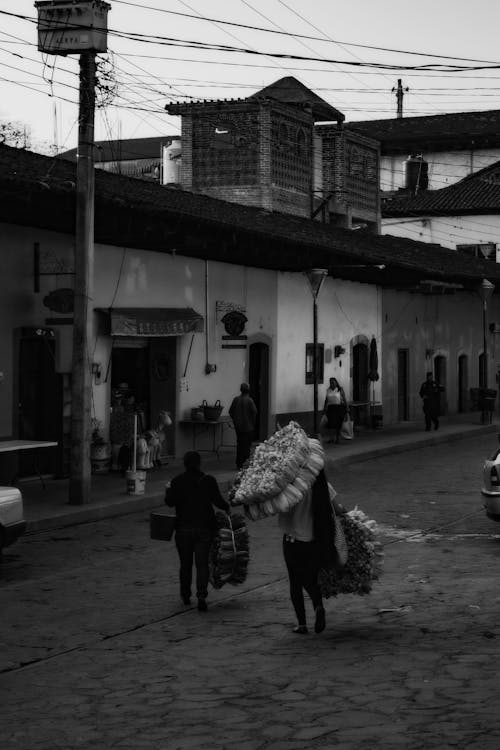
[314,606,326,634]
[292,625,308,634]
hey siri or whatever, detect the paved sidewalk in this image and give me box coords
[20,413,498,533]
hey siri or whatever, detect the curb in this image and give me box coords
[24,425,497,533]
[25,476,236,534]
[326,422,498,469]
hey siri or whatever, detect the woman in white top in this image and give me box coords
[279,469,346,634]
[323,378,347,444]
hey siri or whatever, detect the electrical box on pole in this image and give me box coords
[35,0,110,504]
[35,1,110,55]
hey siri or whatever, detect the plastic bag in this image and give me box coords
[340,416,354,440]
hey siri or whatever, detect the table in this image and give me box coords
[0,440,58,488]
[348,402,383,429]
[179,417,233,458]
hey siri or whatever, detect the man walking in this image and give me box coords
[419,372,444,431]
[229,382,258,469]
[165,451,229,611]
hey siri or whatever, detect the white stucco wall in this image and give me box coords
[275,273,382,415]
[382,215,500,252]
[381,148,500,192]
[382,288,500,424]
[0,222,279,454]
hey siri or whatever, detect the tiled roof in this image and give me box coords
[1,144,500,290]
[248,77,344,123]
[167,77,344,123]
[383,160,500,217]
[60,135,178,163]
[346,110,500,154]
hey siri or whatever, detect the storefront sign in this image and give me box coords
[109,308,204,337]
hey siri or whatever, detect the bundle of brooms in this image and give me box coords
[319,507,384,597]
[209,511,250,589]
[229,421,324,520]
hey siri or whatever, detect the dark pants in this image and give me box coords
[423,406,439,431]
[235,430,253,469]
[175,527,212,600]
[283,536,323,626]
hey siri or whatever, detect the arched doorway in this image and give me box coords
[249,342,270,441]
[353,341,369,402]
[458,354,468,412]
[434,355,447,415]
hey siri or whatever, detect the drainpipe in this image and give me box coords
[204,260,216,374]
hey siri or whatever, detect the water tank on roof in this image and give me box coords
[162,137,182,185]
[405,155,428,193]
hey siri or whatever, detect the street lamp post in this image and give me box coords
[479,278,495,423]
[305,268,328,435]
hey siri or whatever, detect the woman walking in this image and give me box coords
[323,377,347,443]
[279,469,345,634]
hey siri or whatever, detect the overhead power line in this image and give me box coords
[3,9,500,72]
[109,0,500,66]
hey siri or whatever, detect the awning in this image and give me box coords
[104,308,204,337]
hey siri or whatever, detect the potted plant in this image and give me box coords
[90,418,111,474]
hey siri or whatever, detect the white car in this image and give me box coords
[0,486,26,552]
[481,447,500,521]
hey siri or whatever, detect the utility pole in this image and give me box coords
[69,51,97,504]
[35,1,110,504]
[392,79,409,119]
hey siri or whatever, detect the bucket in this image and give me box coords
[126,469,146,495]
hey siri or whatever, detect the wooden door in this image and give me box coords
[18,334,59,476]
[458,355,468,412]
[249,342,270,441]
[397,348,409,421]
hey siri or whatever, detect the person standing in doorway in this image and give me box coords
[165,451,229,611]
[419,372,444,431]
[229,382,258,469]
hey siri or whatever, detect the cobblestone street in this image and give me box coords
[2,434,500,749]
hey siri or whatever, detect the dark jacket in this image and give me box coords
[229,393,257,433]
[165,469,229,530]
[311,469,338,570]
[419,379,443,413]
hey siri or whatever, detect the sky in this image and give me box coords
[2,0,500,153]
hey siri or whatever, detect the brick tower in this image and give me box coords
[166,77,344,219]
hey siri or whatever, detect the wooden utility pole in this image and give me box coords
[35,1,110,504]
[392,79,409,119]
[69,51,96,505]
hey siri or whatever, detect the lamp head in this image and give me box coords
[305,268,328,299]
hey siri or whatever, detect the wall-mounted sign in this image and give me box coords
[221,311,248,337]
[43,288,75,314]
[39,248,75,275]
[215,300,246,323]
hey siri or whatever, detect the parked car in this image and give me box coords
[0,486,26,551]
[481,445,500,521]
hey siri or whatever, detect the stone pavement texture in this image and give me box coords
[20,412,498,532]
[2,524,500,749]
[2,429,500,749]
